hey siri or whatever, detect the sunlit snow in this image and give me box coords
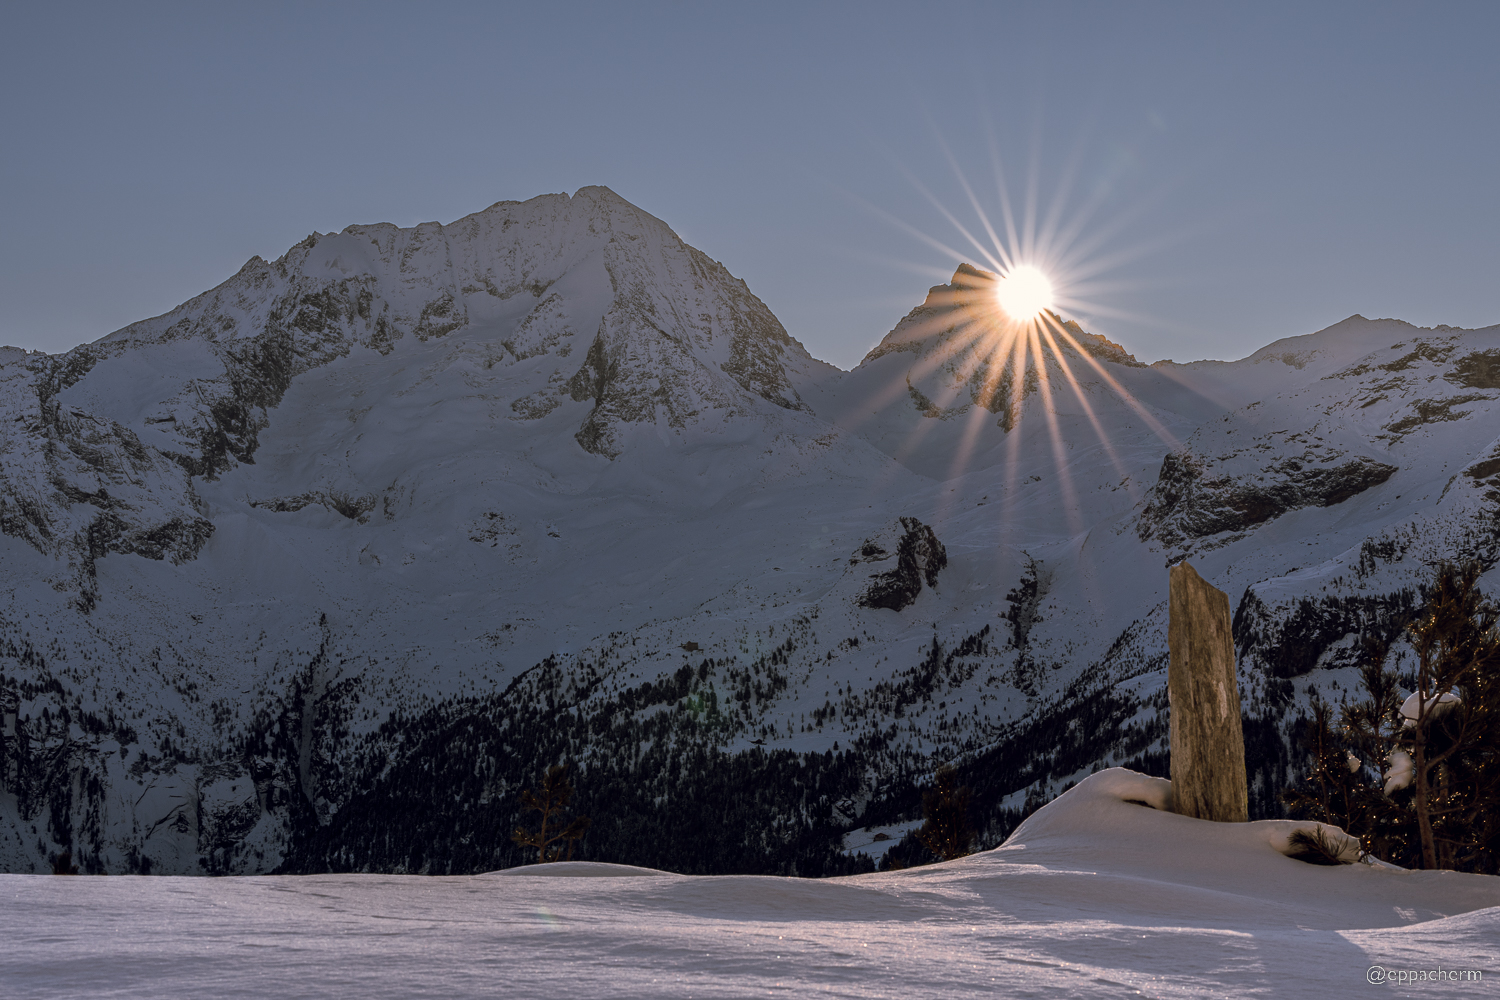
[5,771,1495,999]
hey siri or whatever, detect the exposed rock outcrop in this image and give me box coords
[857,517,948,611]
[1138,450,1397,548]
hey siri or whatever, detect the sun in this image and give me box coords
[851,130,1190,502]
[993,265,1053,322]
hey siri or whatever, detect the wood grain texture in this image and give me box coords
[1168,562,1249,822]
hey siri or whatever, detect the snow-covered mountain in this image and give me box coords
[2,187,1497,876]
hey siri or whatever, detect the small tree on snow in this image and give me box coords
[916,765,976,862]
[512,764,591,864]
[1283,697,1373,847]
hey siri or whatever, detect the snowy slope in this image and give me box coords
[4,771,1496,999]
[1,188,1498,876]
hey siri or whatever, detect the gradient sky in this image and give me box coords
[3,2,1496,370]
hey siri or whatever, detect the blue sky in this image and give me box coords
[3,2,1496,369]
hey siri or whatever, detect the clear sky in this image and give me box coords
[3,2,1497,369]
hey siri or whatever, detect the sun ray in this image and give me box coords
[995,325,1030,538]
[984,128,1023,275]
[884,317,1001,466]
[1022,115,1047,262]
[1033,136,1087,267]
[1046,320,1181,452]
[837,186,987,275]
[1036,315,1131,486]
[1025,324,1086,539]
[895,159,1008,275]
[945,327,1027,483]
[936,132,1015,277]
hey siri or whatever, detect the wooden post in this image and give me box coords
[1168,561,1248,822]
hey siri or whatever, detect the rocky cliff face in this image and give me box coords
[1,193,1498,877]
[1138,450,1399,551]
[0,351,213,609]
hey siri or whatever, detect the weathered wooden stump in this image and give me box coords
[1168,561,1248,822]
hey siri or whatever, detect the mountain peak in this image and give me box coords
[863,263,1141,370]
[915,262,995,309]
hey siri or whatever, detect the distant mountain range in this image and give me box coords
[2,186,1496,875]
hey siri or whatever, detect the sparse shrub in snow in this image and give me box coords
[1280,824,1362,865]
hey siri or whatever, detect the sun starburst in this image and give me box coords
[848,128,1185,541]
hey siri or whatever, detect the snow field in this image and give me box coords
[4,770,1495,999]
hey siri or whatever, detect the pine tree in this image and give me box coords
[511,764,591,864]
[1286,562,1500,872]
[915,765,975,862]
[1282,697,1372,844]
[1387,562,1500,870]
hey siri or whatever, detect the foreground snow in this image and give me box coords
[4,771,1495,999]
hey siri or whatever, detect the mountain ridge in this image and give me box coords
[1,188,1497,876]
